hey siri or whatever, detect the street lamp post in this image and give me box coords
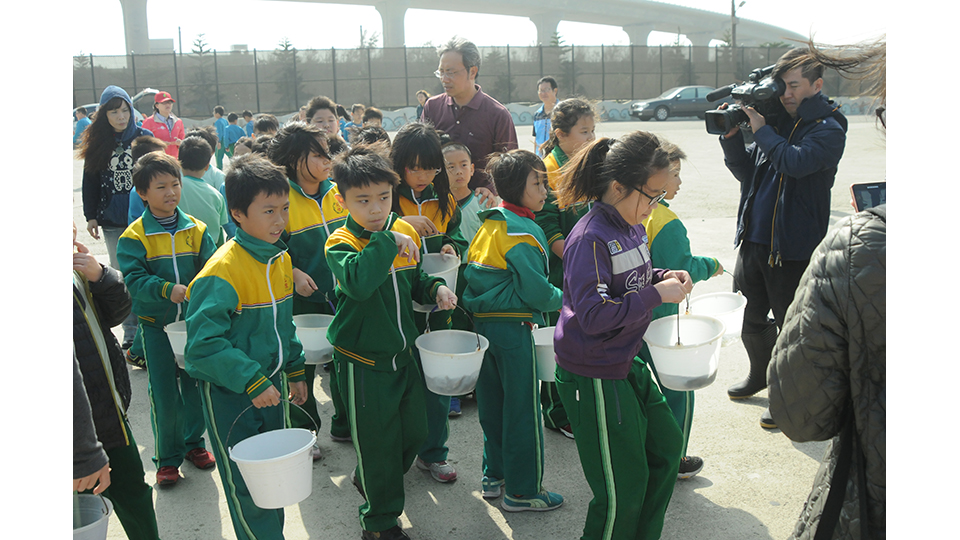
[731,0,745,49]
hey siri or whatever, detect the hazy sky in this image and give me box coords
[71,0,885,56]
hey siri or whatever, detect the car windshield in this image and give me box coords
[656,87,681,99]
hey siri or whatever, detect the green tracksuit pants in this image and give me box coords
[139,324,207,469]
[541,310,569,430]
[81,415,161,540]
[474,321,545,497]
[200,377,289,540]
[638,342,695,457]
[556,359,683,540]
[338,354,428,533]
[290,297,350,440]
[414,310,452,463]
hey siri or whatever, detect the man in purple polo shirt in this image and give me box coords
[421,37,518,194]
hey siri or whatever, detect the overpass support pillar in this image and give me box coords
[622,23,656,46]
[119,0,150,55]
[375,1,408,48]
[529,13,564,46]
[686,32,715,47]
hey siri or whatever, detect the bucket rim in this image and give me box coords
[689,292,747,316]
[643,314,725,349]
[163,320,187,332]
[415,329,490,356]
[229,428,317,465]
[73,494,113,533]
[293,313,335,326]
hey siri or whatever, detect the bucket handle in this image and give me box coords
[225,398,319,452]
[425,304,482,352]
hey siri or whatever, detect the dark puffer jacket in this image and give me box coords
[768,205,885,540]
[73,266,133,451]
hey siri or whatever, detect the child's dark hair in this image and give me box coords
[214,105,225,116]
[442,141,471,159]
[659,140,687,163]
[251,134,273,155]
[179,136,213,172]
[133,151,181,194]
[306,95,337,121]
[227,112,239,123]
[187,125,219,148]
[332,142,400,193]
[351,103,365,113]
[236,136,254,149]
[362,107,383,123]
[267,122,330,184]
[351,124,391,146]
[336,104,350,121]
[486,150,545,207]
[131,136,168,163]
[75,106,88,116]
[556,131,670,208]
[540,97,595,156]
[325,132,349,157]
[254,114,279,134]
[389,122,452,220]
[242,110,253,119]
[224,154,290,225]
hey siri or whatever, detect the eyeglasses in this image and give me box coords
[406,167,441,177]
[633,185,667,207]
[434,68,465,80]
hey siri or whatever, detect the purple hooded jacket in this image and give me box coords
[554,201,667,380]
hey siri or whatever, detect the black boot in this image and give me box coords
[728,325,778,399]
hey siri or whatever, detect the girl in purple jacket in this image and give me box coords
[553,131,692,540]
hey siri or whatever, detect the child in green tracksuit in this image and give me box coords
[117,152,218,487]
[640,143,723,479]
[184,154,310,540]
[325,143,457,540]
[269,121,352,443]
[463,149,565,512]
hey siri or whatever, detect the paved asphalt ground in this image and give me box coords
[71,117,886,539]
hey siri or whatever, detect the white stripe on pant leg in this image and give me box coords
[529,332,544,488]
[593,378,617,540]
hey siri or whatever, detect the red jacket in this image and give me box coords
[141,113,185,158]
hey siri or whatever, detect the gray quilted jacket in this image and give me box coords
[768,205,885,540]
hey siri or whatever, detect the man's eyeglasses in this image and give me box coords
[633,185,667,207]
[434,68,465,80]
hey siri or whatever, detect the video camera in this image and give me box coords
[704,65,786,135]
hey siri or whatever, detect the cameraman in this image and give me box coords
[717,48,847,429]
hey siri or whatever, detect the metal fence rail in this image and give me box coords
[73,45,874,119]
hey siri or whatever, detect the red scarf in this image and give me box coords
[500,201,535,220]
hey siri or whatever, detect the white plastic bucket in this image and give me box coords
[643,315,725,391]
[229,428,317,509]
[164,321,187,369]
[412,253,460,313]
[533,327,557,382]
[689,292,746,346]
[293,314,335,365]
[416,329,489,396]
[73,494,113,540]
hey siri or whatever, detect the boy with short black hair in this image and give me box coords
[224,113,246,160]
[74,106,92,147]
[242,110,255,137]
[184,153,309,540]
[343,103,365,142]
[325,143,457,540]
[179,136,231,245]
[117,152,219,487]
[213,105,228,168]
[362,107,383,127]
[254,113,280,136]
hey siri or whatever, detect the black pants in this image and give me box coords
[734,241,809,334]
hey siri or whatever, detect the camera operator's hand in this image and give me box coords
[743,106,767,133]
[717,103,740,139]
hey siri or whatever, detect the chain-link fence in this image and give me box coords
[73,45,875,119]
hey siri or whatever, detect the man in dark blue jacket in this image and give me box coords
[717,48,847,428]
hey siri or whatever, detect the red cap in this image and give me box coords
[154,91,175,103]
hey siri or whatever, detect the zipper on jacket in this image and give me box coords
[266,252,285,378]
[170,231,183,321]
[390,264,405,372]
[612,382,622,425]
[768,117,803,267]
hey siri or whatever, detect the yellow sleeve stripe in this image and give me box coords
[246,376,269,395]
[286,368,305,379]
[334,346,376,367]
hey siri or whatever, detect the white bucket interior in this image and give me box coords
[412,253,460,313]
[73,494,113,540]
[533,326,557,382]
[164,321,187,369]
[229,428,316,509]
[293,314,335,364]
[416,330,489,396]
[643,315,725,391]
[689,292,746,346]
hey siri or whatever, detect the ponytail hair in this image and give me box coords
[556,131,670,208]
[540,97,596,157]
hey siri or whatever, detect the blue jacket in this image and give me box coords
[720,92,847,264]
[532,104,551,157]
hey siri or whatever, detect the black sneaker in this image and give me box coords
[361,525,410,540]
[125,349,146,369]
[677,456,704,479]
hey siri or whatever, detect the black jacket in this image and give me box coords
[768,206,886,540]
[73,266,133,451]
[721,92,847,264]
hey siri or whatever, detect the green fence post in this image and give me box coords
[214,50,221,105]
[173,51,181,117]
[331,48,338,104]
[254,49,261,113]
[506,45,512,103]
[367,48,374,106]
[403,46,410,107]
[89,54,97,102]
[130,53,137,94]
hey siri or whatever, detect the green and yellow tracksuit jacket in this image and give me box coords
[642,201,720,320]
[282,179,349,306]
[183,228,306,399]
[117,208,217,328]
[396,184,469,257]
[324,213,445,372]
[463,205,562,326]
[536,146,592,290]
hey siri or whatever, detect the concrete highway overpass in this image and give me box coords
[119,0,805,54]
